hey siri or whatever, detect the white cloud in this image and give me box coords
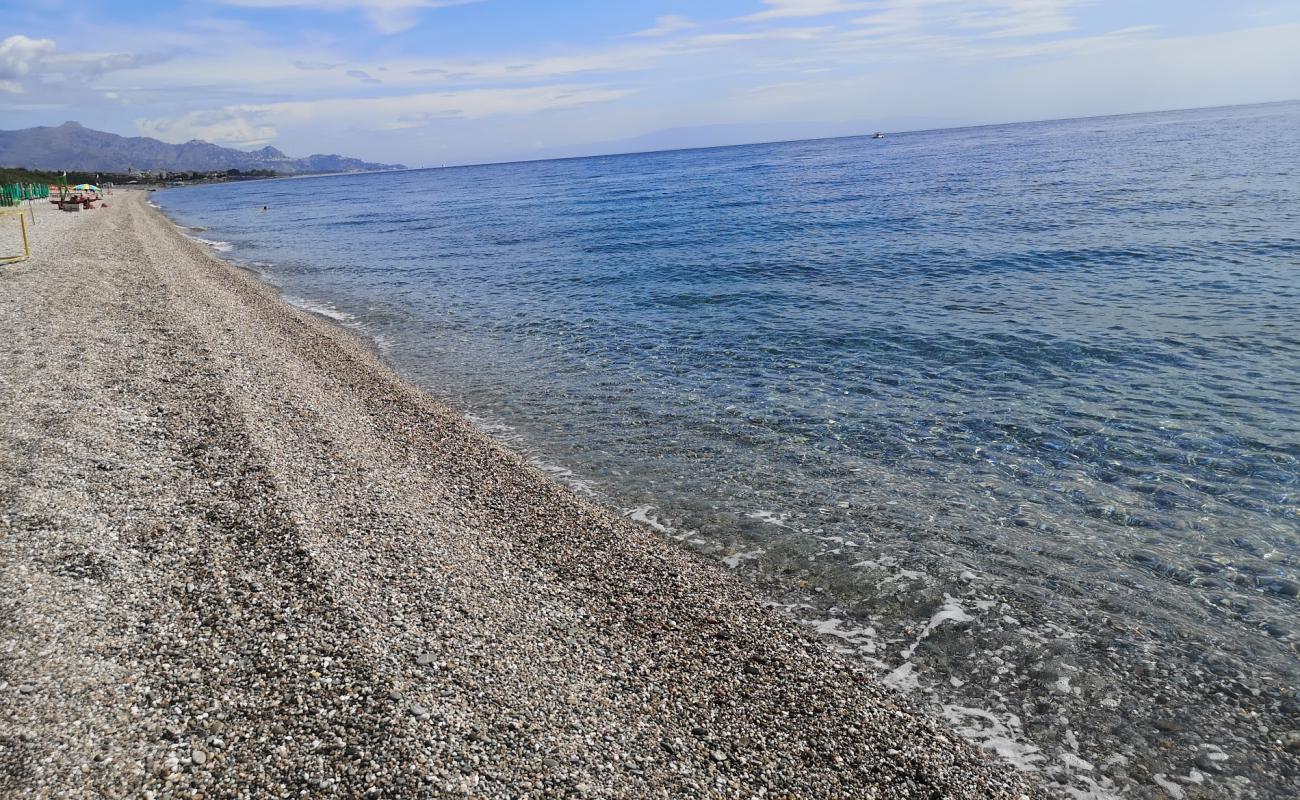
[84,23,850,119]
[48,50,176,78]
[109,43,664,97]
[689,26,833,46]
[710,21,1300,130]
[136,83,631,148]
[958,0,1083,38]
[293,60,343,71]
[0,33,175,96]
[0,34,57,93]
[137,107,279,147]
[262,84,631,121]
[219,0,485,34]
[630,15,698,38]
[13,0,1300,167]
[850,0,1088,39]
[744,0,873,21]
[346,68,382,84]
[982,25,1160,58]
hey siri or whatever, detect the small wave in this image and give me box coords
[368,332,396,355]
[626,505,673,534]
[940,705,1047,773]
[464,412,600,498]
[182,231,234,253]
[527,458,599,498]
[623,505,706,544]
[721,547,765,569]
[283,296,355,323]
[746,509,795,529]
[278,296,399,361]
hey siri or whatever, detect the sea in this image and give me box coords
[156,101,1300,799]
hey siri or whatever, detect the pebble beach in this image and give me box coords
[0,191,1036,798]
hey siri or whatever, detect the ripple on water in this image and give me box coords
[155,100,1300,799]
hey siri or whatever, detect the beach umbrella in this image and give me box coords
[73,183,100,192]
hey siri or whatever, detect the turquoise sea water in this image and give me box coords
[158,101,1300,798]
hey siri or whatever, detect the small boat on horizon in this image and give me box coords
[872,132,885,139]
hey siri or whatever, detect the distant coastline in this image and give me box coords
[0,121,405,178]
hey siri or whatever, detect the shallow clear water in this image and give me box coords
[158,101,1300,799]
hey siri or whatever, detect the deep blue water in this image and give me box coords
[158,101,1300,798]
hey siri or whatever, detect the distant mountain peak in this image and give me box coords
[0,122,405,175]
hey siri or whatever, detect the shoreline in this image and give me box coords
[133,113,1300,800]
[0,191,1035,797]
[154,199,398,367]
[150,198,614,517]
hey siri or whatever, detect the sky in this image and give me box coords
[2,1,1298,167]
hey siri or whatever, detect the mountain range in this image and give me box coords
[0,122,405,175]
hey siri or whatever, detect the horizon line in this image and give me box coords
[329,95,1300,174]
[97,95,1298,182]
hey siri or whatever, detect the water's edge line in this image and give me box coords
[148,196,394,364]
[148,193,609,501]
[140,189,1051,786]
[143,191,778,578]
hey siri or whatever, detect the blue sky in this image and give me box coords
[2,1,1298,166]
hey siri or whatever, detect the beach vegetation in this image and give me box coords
[0,166,276,186]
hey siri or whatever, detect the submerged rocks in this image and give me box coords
[1258,578,1299,598]
[1194,749,1228,773]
